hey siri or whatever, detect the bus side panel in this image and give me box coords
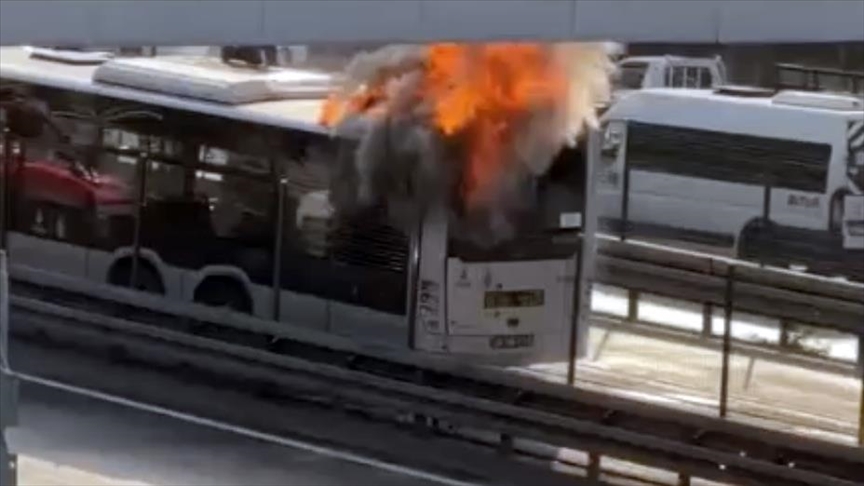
[86,247,184,298]
[769,188,828,231]
[8,231,88,278]
[328,302,405,346]
[278,289,329,331]
[628,171,759,248]
[413,203,448,354]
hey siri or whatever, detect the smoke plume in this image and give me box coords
[321,42,613,246]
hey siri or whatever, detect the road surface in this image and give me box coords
[9,383,455,486]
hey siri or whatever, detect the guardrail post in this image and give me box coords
[719,265,735,418]
[587,452,601,481]
[627,289,639,322]
[779,320,790,349]
[701,303,712,337]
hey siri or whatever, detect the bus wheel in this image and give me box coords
[828,191,848,233]
[737,219,774,264]
[108,259,165,294]
[194,277,252,314]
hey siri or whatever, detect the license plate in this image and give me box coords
[490,334,535,350]
[483,289,544,309]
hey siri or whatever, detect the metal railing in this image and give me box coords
[587,236,864,444]
[5,259,863,486]
[774,63,864,95]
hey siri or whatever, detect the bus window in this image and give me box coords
[697,67,714,88]
[615,62,648,90]
[12,111,137,249]
[669,67,685,87]
[626,122,830,193]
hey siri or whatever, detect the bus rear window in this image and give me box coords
[448,147,585,262]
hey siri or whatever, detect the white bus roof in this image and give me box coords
[0,46,331,136]
[604,88,864,143]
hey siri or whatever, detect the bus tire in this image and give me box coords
[108,258,165,294]
[737,219,770,262]
[193,276,252,314]
[828,190,849,234]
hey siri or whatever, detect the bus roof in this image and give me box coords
[0,46,331,136]
[604,88,863,143]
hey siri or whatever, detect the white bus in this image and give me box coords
[598,87,864,280]
[0,47,588,363]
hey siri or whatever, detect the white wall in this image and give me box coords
[1,0,862,46]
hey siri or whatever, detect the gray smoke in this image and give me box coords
[326,43,613,246]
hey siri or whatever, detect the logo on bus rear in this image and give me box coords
[787,194,820,209]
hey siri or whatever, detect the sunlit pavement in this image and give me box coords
[515,322,860,445]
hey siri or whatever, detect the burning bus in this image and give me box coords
[0,44,610,364]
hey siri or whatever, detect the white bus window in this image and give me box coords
[615,62,649,90]
[10,95,138,251]
[683,67,700,88]
[669,67,685,87]
[626,122,831,193]
[697,67,713,88]
[200,138,271,177]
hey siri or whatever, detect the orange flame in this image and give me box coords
[319,43,570,207]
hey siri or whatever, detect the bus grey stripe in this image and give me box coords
[850,121,864,150]
[849,120,864,140]
[851,131,864,151]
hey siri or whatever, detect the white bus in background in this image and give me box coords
[598,87,864,280]
[0,46,588,364]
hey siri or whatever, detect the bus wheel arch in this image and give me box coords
[828,189,850,233]
[107,257,166,294]
[737,218,773,260]
[193,275,253,314]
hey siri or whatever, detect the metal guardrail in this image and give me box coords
[595,236,864,336]
[9,295,859,486]
[593,235,864,436]
[5,260,864,486]
[774,63,864,95]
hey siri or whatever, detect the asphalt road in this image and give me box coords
[9,382,454,486]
